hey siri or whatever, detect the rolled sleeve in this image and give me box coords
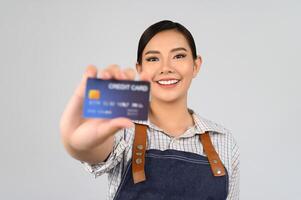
[81,129,129,178]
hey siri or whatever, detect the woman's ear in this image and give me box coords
[136,62,150,82]
[192,55,202,78]
[136,62,142,74]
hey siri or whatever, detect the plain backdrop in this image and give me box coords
[1,0,300,199]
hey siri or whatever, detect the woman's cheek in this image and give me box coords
[144,69,157,81]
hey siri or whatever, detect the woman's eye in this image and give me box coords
[174,54,186,59]
[146,54,186,62]
[146,57,158,62]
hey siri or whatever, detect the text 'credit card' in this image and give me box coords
[83,78,150,120]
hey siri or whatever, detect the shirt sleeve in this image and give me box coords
[226,135,240,200]
[80,128,129,178]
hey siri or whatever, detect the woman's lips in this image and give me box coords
[155,79,180,88]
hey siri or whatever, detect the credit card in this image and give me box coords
[83,77,150,120]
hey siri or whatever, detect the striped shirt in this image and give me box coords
[81,108,240,200]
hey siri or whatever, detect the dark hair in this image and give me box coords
[136,20,197,65]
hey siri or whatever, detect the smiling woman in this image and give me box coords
[61,19,240,200]
[136,30,202,115]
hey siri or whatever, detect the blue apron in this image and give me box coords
[113,123,229,200]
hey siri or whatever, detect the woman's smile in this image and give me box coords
[155,79,181,88]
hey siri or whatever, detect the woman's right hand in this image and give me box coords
[59,64,148,156]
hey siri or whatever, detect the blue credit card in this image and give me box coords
[83,78,150,120]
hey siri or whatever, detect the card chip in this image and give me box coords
[88,89,101,100]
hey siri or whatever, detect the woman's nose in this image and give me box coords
[160,69,174,74]
[159,59,175,74]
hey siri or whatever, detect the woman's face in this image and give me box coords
[136,29,202,103]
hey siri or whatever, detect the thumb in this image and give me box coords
[95,117,135,139]
[74,65,98,99]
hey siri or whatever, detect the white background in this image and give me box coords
[0,0,300,199]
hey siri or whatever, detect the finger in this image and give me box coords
[106,64,122,80]
[74,65,98,99]
[138,71,151,82]
[98,68,112,80]
[123,67,136,80]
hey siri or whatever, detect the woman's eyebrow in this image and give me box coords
[144,47,187,55]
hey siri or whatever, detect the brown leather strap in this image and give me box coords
[132,123,148,184]
[200,132,226,176]
[132,124,225,183]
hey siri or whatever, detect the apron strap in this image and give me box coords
[200,132,226,176]
[132,123,147,184]
[132,124,226,184]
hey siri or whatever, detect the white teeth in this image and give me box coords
[157,79,179,85]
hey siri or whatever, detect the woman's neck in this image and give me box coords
[148,96,195,137]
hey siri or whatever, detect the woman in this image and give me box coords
[60,20,240,200]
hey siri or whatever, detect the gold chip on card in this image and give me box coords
[88,89,101,100]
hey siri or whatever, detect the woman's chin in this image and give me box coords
[151,94,182,103]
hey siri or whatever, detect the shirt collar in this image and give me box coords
[132,108,228,135]
[188,108,228,135]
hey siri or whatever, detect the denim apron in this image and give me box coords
[113,123,229,200]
